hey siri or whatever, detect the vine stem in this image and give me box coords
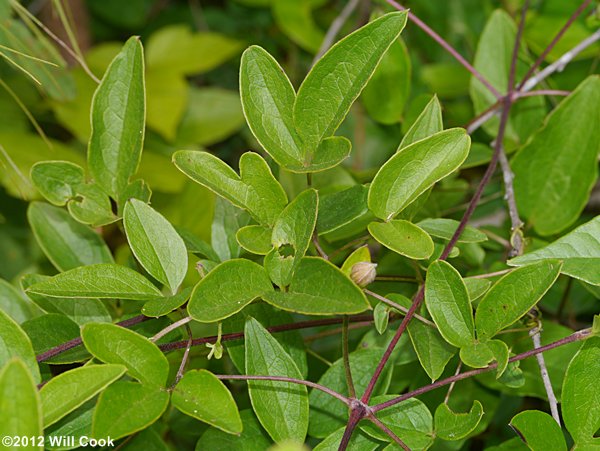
[36,314,149,362]
[530,324,561,425]
[348,4,529,447]
[498,145,524,257]
[10,0,100,83]
[158,315,371,351]
[364,289,436,327]
[518,0,593,90]
[465,0,593,134]
[37,314,376,362]
[150,316,193,342]
[384,0,502,100]
[214,374,351,406]
[342,316,356,398]
[312,0,361,65]
[359,94,513,406]
[520,27,600,93]
[367,414,410,450]
[372,328,592,413]
[173,313,194,387]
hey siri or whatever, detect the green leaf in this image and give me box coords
[188,259,273,323]
[368,220,434,260]
[92,381,169,441]
[272,189,318,257]
[212,197,251,261]
[309,348,393,438]
[464,278,492,301]
[0,278,42,324]
[124,199,188,293]
[470,10,545,145]
[434,401,484,441]
[368,129,470,220]
[0,309,40,383]
[408,316,457,381]
[425,261,475,348]
[26,264,163,301]
[21,274,110,326]
[245,317,309,442]
[562,337,600,445]
[475,261,562,340]
[195,409,272,451]
[294,12,408,151]
[224,304,308,378]
[510,410,566,451]
[239,45,305,170]
[88,37,145,200]
[0,132,85,200]
[172,369,242,434]
[512,76,600,235]
[146,26,242,75]
[265,189,318,286]
[509,216,600,286]
[236,225,273,255]
[360,396,433,449]
[21,314,89,365]
[173,151,288,225]
[340,245,372,276]
[81,323,170,387]
[66,182,117,227]
[418,218,487,243]
[398,95,443,149]
[272,0,324,52]
[362,37,411,125]
[374,302,390,335]
[27,202,113,272]
[142,287,192,318]
[317,185,370,235]
[263,257,370,315]
[460,339,509,377]
[30,161,85,206]
[314,427,380,451]
[388,293,456,380]
[41,364,126,427]
[45,401,95,450]
[0,359,42,449]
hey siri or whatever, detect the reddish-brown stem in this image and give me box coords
[342,316,356,398]
[372,328,591,413]
[215,374,351,406]
[36,314,374,362]
[367,414,410,450]
[158,315,373,352]
[518,0,593,90]
[36,314,149,362]
[359,0,524,410]
[385,0,502,99]
[339,406,365,450]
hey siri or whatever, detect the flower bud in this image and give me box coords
[350,262,377,287]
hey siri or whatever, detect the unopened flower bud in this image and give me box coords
[350,262,377,287]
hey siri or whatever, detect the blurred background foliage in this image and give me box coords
[1,1,599,448]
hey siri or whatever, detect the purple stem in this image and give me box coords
[36,314,149,362]
[372,328,591,413]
